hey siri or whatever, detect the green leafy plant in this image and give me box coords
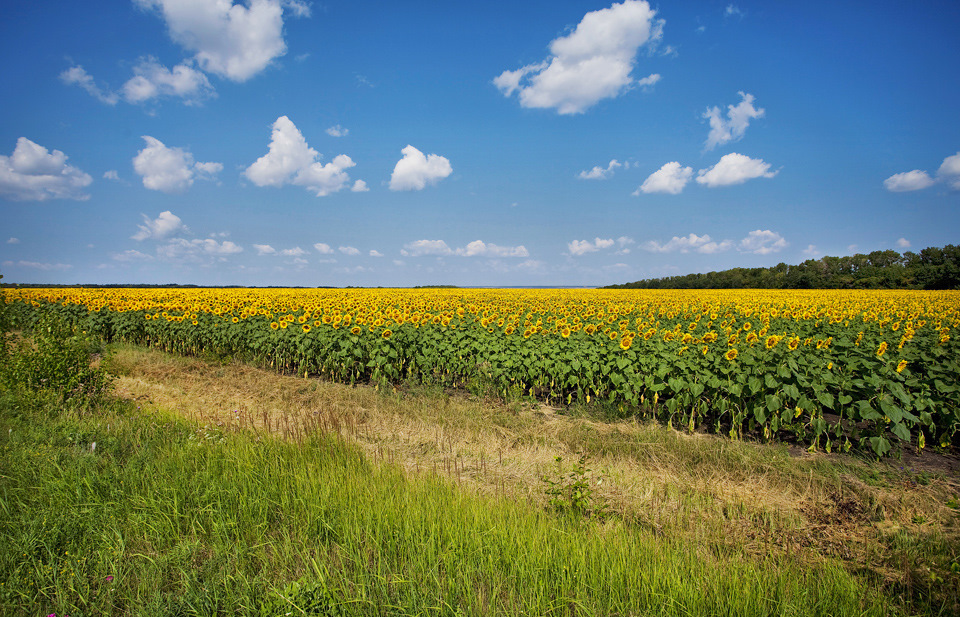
[542,454,607,520]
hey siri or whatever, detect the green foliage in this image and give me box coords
[0,311,110,403]
[259,578,344,616]
[606,244,960,290]
[542,454,608,520]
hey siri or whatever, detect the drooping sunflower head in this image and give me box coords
[725,348,738,361]
[896,360,908,373]
[876,341,888,357]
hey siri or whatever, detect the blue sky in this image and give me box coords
[1,0,958,287]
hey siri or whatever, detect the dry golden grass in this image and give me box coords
[107,344,960,587]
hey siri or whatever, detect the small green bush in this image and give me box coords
[1,311,110,403]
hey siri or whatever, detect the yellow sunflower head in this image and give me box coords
[725,348,738,361]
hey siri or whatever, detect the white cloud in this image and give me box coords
[7,238,20,244]
[637,161,692,194]
[703,91,764,150]
[253,243,276,255]
[0,137,93,201]
[134,0,310,82]
[389,145,452,191]
[897,238,911,248]
[157,237,243,262]
[351,179,369,192]
[244,116,356,196]
[103,170,121,181]
[279,246,306,256]
[326,124,349,137]
[339,246,360,256]
[738,229,787,254]
[456,240,529,258]
[369,249,384,257]
[567,237,615,256]
[313,242,334,254]
[401,239,452,257]
[578,159,622,180]
[884,152,960,192]
[802,244,820,256]
[133,136,220,193]
[883,169,935,192]
[122,58,214,104]
[615,236,634,254]
[2,260,72,271]
[643,233,731,254]
[400,239,528,257]
[937,152,960,189]
[59,66,119,105]
[696,153,777,187]
[111,249,153,262]
[132,210,186,241]
[494,0,663,114]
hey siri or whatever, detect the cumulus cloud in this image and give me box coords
[389,145,452,191]
[103,170,121,181]
[7,238,20,244]
[703,91,764,150]
[279,246,306,256]
[738,229,787,254]
[400,239,528,257]
[351,179,369,192]
[696,152,777,187]
[578,159,623,180]
[802,244,820,256]
[643,233,731,254]
[62,60,214,106]
[133,136,220,193]
[134,0,310,82]
[897,238,911,248]
[253,243,276,255]
[244,116,359,196]
[338,246,360,256]
[326,124,348,137]
[369,249,384,257]
[637,161,692,194]
[313,242,334,254]
[567,237,615,256]
[939,152,960,189]
[883,169,935,192]
[132,210,186,241]
[157,237,243,262]
[884,152,960,192]
[59,66,119,105]
[494,0,663,114]
[0,137,93,201]
[122,58,214,104]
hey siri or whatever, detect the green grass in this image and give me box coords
[1,385,896,617]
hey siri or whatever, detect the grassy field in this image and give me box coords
[1,324,959,615]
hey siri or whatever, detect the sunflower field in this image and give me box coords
[3,287,958,456]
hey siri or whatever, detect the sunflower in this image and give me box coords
[787,336,800,351]
[725,348,738,361]
[876,341,888,357]
[764,335,781,349]
[619,336,632,351]
[560,327,571,338]
[382,329,392,339]
[896,360,908,373]
[270,322,280,330]
[350,326,362,335]
[302,324,311,333]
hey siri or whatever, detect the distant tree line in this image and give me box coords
[604,245,960,290]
